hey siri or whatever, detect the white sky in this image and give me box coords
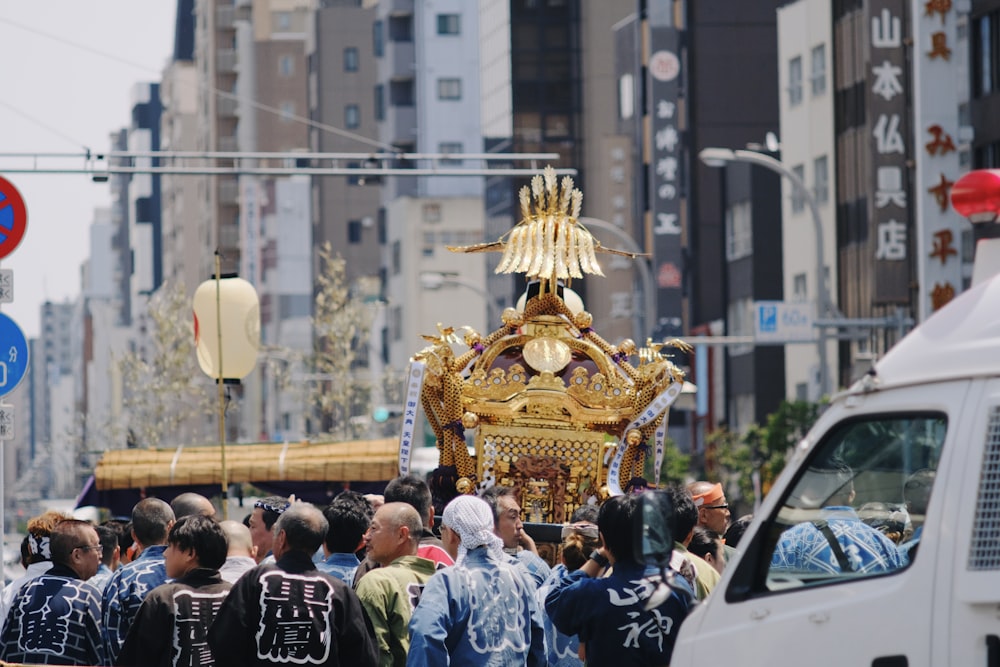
[0,4,176,338]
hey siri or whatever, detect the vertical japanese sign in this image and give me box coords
[606,138,636,322]
[912,0,963,320]
[647,25,684,338]
[869,0,912,303]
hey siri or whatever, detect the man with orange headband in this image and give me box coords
[688,481,737,563]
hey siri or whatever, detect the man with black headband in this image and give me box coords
[248,496,288,564]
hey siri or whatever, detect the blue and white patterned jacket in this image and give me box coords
[0,563,105,666]
[407,546,545,667]
[535,564,583,667]
[316,552,361,585]
[770,506,903,575]
[101,544,169,662]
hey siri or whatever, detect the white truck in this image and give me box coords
[671,249,1000,666]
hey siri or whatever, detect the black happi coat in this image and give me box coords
[116,567,232,667]
[207,550,378,667]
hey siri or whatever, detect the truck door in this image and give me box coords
[672,382,964,667]
[942,380,1000,666]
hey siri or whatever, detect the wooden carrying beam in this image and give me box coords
[93,438,399,491]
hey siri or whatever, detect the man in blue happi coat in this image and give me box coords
[102,497,175,662]
[407,494,545,667]
[545,493,696,667]
[771,460,903,575]
[0,519,105,665]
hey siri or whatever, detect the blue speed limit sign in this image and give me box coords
[0,313,28,398]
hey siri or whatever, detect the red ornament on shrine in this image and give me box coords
[951,169,1000,223]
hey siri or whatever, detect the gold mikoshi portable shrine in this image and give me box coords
[399,166,688,525]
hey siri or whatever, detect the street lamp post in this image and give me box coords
[577,217,655,344]
[699,147,833,397]
[419,272,501,326]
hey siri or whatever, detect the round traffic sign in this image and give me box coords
[0,313,29,398]
[0,176,27,260]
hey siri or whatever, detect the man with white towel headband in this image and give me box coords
[406,495,545,666]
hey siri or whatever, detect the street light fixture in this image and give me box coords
[420,271,501,326]
[698,146,834,397]
[577,217,654,343]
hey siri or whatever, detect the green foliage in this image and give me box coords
[306,243,376,439]
[118,282,216,449]
[702,399,822,509]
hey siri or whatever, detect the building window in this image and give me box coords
[810,44,826,96]
[391,306,402,342]
[439,142,463,165]
[390,79,415,106]
[348,220,363,244]
[793,273,808,302]
[391,240,402,275]
[437,13,460,35]
[788,56,803,106]
[727,298,754,356]
[423,231,435,257]
[373,20,384,57]
[619,74,634,120]
[345,104,360,129]
[344,47,359,72]
[389,14,413,41]
[279,55,294,77]
[347,161,362,185]
[279,101,295,121]
[791,164,806,212]
[813,155,829,204]
[423,203,442,222]
[725,201,753,261]
[974,12,999,97]
[274,11,292,31]
[438,78,462,100]
[374,85,385,120]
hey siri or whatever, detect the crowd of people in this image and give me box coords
[0,476,752,667]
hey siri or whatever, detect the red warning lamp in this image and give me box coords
[951,169,1000,223]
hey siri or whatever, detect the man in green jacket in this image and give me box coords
[355,502,437,667]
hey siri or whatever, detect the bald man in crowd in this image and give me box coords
[171,492,216,520]
[355,503,437,667]
[219,520,258,584]
[208,503,377,666]
[688,481,736,562]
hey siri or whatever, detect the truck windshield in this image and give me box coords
[758,413,945,592]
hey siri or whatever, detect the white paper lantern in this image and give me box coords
[193,276,261,381]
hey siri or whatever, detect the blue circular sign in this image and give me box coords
[0,313,29,398]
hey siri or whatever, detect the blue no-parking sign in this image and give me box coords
[0,313,29,397]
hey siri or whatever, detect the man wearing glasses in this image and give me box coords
[0,519,105,665]
[689,481,737,563]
